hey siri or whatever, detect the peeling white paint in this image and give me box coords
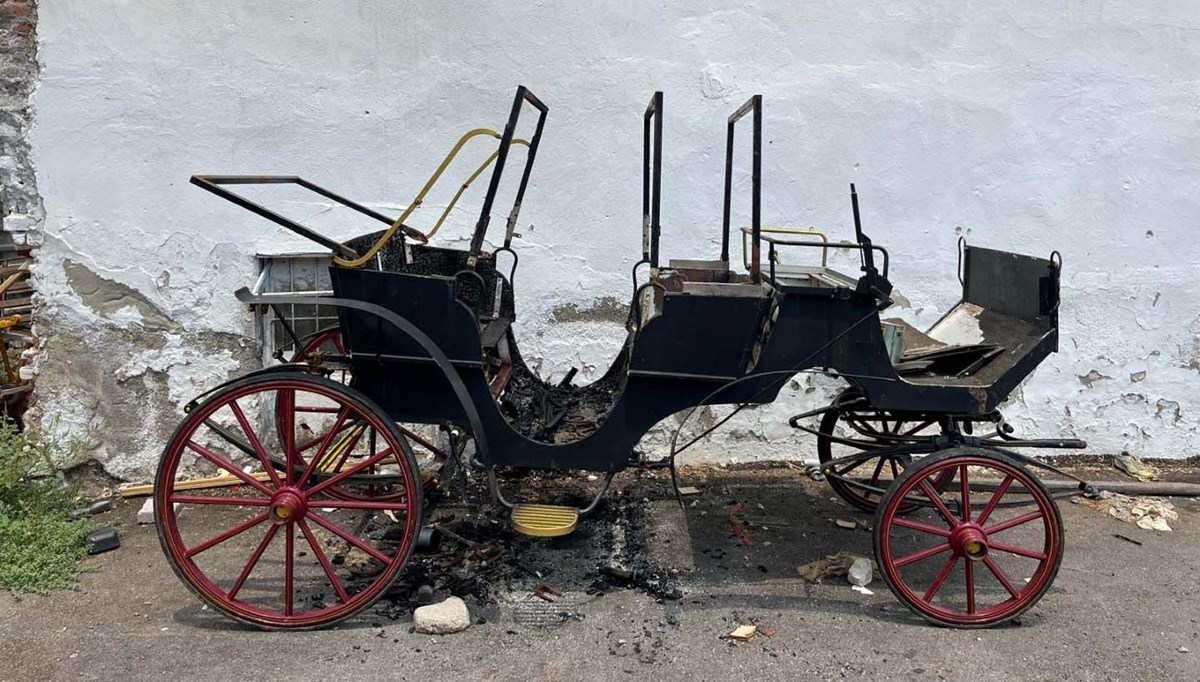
[26,1,1200,479]
[928,303,985,346]
[114,334,240,406]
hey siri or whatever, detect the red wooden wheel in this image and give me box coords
[155,373,422,629]
[874,448,1064,628]
[817,407,953,512]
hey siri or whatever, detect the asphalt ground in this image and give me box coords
[1,466,1197,681]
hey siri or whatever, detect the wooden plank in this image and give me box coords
[120,471,274,498]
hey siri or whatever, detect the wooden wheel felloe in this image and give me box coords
[874,447,1064,628]
[816,406,951,512]
[155,373,422,630]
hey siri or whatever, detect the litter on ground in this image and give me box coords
[1113,452,1158,482]
[797,551,878,584]
[724,625,758,642]
[1081,491,1179,531]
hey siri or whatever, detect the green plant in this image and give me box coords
[0,421,91,596]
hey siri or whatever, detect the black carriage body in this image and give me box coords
[329,237,1060,473]
[194,86,1066,474]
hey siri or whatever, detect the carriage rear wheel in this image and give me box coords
[816,406,954,512]
[155,372,423,629]
[874,447,1064,628]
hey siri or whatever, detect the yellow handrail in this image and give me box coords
[332,128,529,268]
[423,138,530,241]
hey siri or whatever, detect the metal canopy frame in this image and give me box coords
[469,85,549,264]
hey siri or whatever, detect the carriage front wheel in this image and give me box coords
[874,447,1064,628]
[816,404,954,513]
[155,372,423,629]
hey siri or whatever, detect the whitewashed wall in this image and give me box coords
[27,1,1200,480]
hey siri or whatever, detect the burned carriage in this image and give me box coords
[156,87,1089,630]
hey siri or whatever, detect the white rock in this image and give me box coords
[137,498,180,524]
[413,596,470,635]
[847,557,873,587]
[137,498,155,524]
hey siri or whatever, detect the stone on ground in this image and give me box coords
[413,596,470,635]
[137,498,155,524]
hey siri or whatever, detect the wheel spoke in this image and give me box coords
[229,399,283,488]
[959,464,971,522]
[228,524,278,600]
[284,523,295,617]
[837,457,872,476]
[901,420,935,437]
[329,424,369,473]
[846,414,889,441]
[894,542,951,568]
[299,407,352,486]
[279,389,296,486]
[305,446,395,497]
[311,499,410,511]
[185,440,274,496]
[985,509,1044,535]
[922,555,958,601]
[975,475,1014,526]
[296,419,357,453]
[307,511,392,564]
[892,516,952,537]
[917,478,960,528]
[965,559,976,614]
[397,425,447,459]
[889,457,900,478]
[170,494,270,507]
[989,540,1047,561]
[983,555,1021,599]
[299,519,349,603]
[868,457,887,488]
[185,512,269,558]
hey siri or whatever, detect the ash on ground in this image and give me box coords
[370,469,683,623]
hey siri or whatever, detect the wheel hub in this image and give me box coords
[950,523,989,561]
[269,488,307,525]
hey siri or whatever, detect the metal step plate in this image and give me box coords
[511,503,579,537]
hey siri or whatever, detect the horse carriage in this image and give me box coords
[155,86,1091,630]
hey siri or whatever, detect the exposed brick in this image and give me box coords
[1,4,33,18]
[0,0,40,247]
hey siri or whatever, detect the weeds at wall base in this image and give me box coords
[0,419,92,596]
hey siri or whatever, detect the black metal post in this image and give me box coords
[471,86,549,263]
[643,92,663,268]
[723,95,763,281]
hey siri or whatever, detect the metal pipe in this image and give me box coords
[972,478,1200,497]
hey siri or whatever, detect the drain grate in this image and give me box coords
[510,594,584,627]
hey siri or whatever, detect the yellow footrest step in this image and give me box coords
[511,503,579,537]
